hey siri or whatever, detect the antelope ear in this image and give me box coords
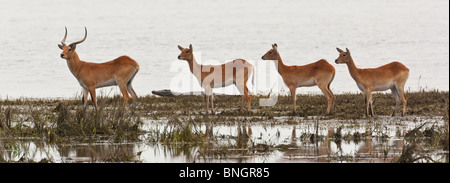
[58,44,64,50]
[272,43,278,50]
[336,47,343,53]
[346,48,351,55]
[69,44,77,52]
[189,44,193,51]
[178,45,183,51]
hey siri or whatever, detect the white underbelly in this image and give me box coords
[356,82,394,92]
[295,79,316,87]
[372,82,394,91]
[79,80,88,89]
[204,78,234,88]
[95,78,117,88]
[200,76,235,88]
[221,78,236,87]
[357,84,365,92]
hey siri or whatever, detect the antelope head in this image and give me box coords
[58,27,87,60]
[261,43,279,60]
[177,44,194,61]
[335,47,351,64]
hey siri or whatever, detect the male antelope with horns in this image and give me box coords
[335,48,409,117]
[261,44,335,115]
[58,27,140,110]
[177,44,254,114]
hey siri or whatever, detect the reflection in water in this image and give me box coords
[0,140,140,163]
[276,125,408,163]
[1,117,448,163]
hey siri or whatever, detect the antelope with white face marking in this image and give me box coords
[335,48,409,117]
[261,44,335,115]
[177,44,254,114]
[58,27,140,110]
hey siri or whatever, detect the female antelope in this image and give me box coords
[58,27,140,110]
[177,44,254,114]
[335,48,409,117]
[261,44,335,115]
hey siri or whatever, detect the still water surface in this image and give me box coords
[1,116,447,163]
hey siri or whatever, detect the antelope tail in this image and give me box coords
[251,67,256,95]
[252,67,255,85]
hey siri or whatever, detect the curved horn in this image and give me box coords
[70,27,87,46]
[61,27,68,46]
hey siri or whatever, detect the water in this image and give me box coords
[1,116,447,163]
[0,0,449,99]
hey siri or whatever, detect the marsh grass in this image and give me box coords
[0,105,12,130]
[139,90,449,120]
[0,97,143,143]
[194,125,276,162]
[1,91,448,140]
[0,90,448,163]
[398,119,449,163]
[151,115,207,143]
[54,102,143,142]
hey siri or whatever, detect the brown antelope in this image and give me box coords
[58,27,140,110]
[335,48,409,117]
[177,44,254,114]
[261,44,335,115]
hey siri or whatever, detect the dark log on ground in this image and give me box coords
[151,89,203,96]
[151,89,237,97]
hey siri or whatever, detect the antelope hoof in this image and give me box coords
[292,111,297,116]
[243,110,250,116]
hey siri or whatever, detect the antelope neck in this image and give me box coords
[66,52,83,77]
[345,57,360,82]
[186,57,202,78]
[274,56,288,74]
